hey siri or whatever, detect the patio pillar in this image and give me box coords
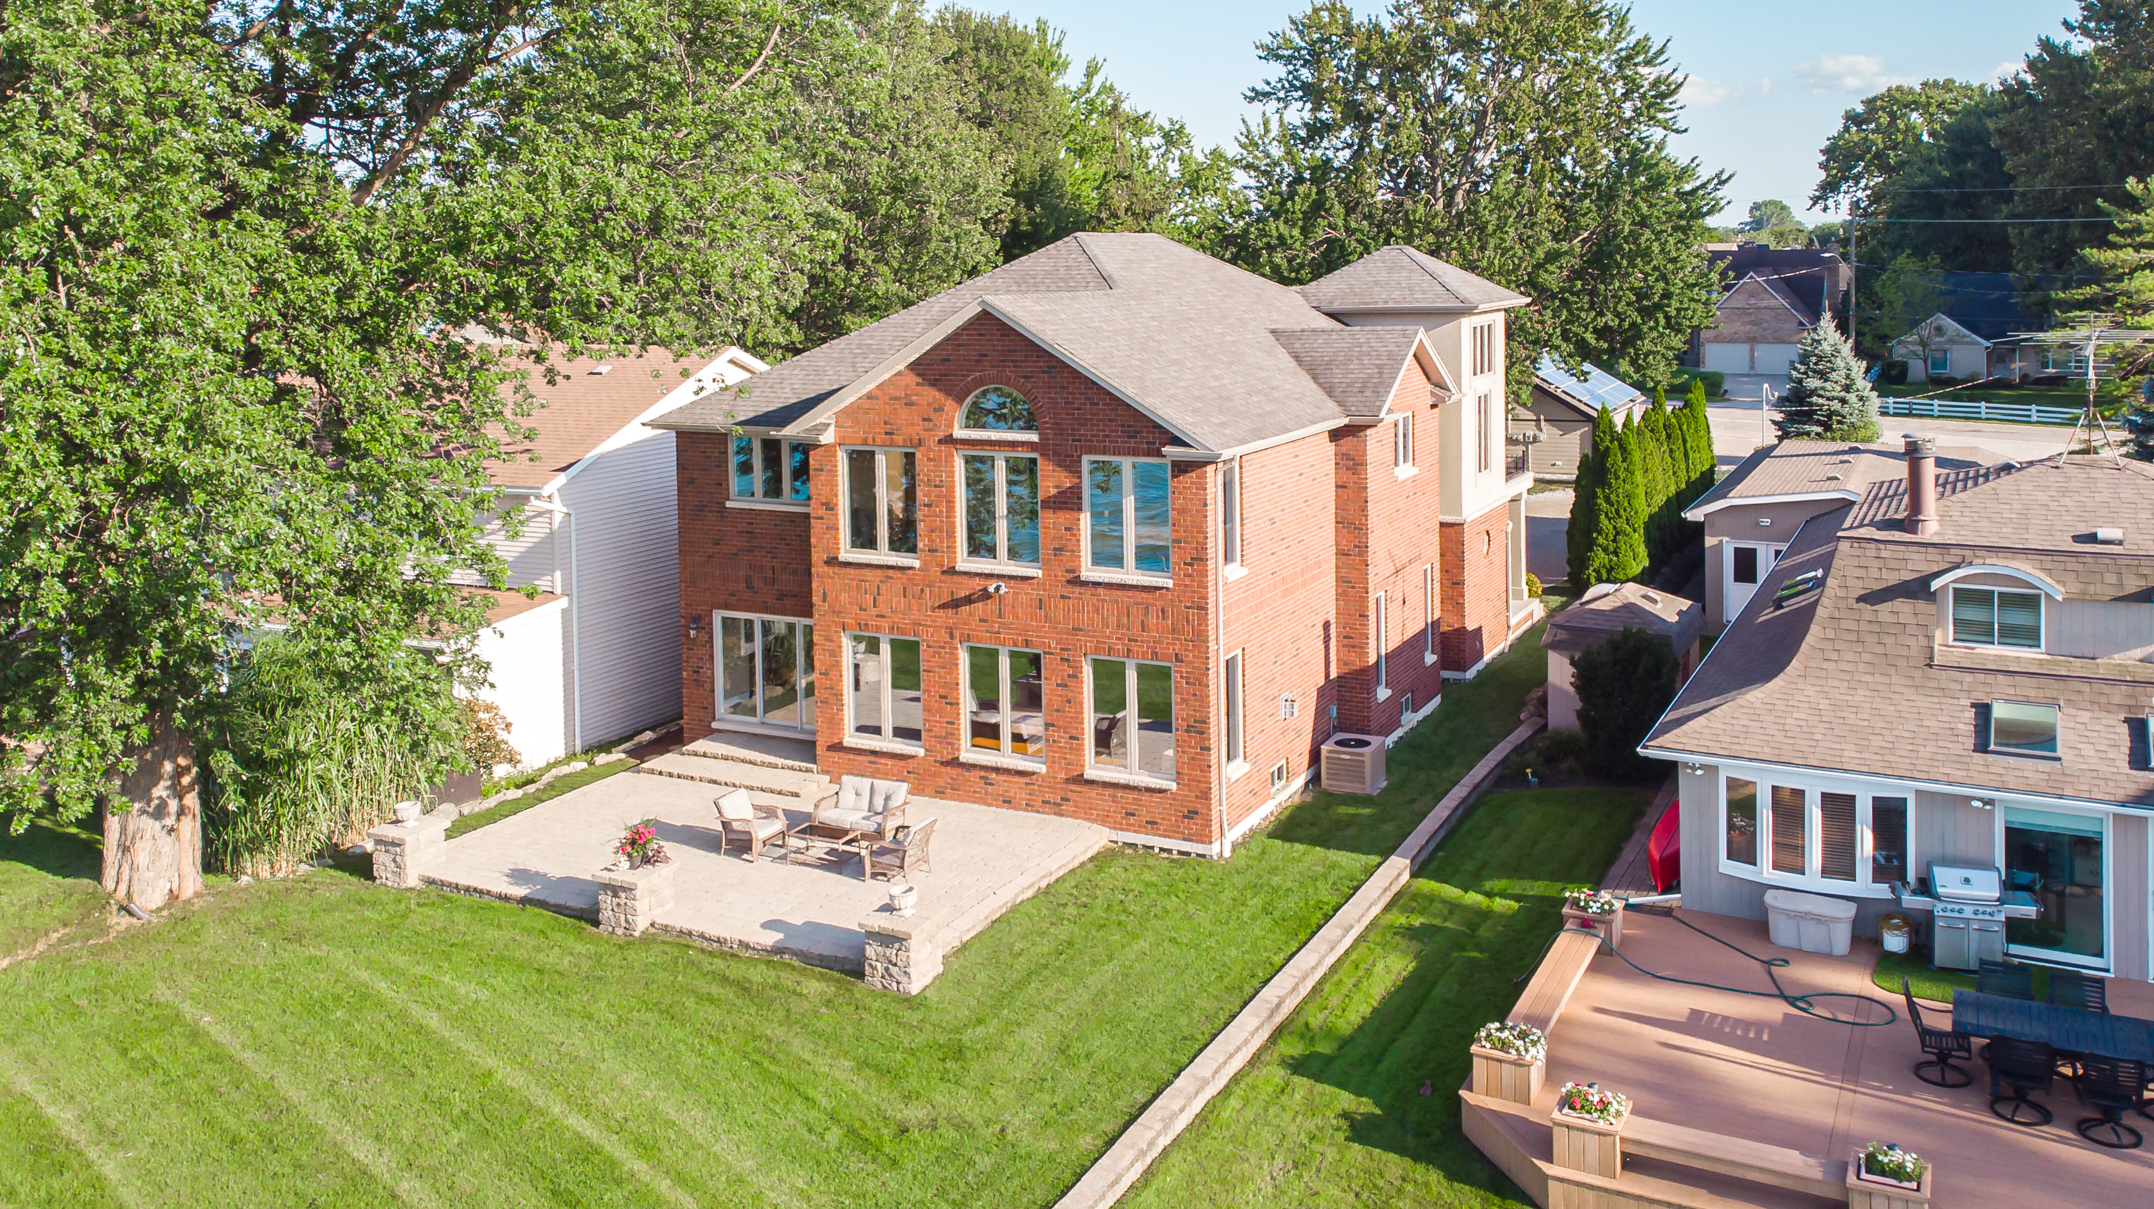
[595,863,675,937]
[367,815,452,889]
[861,912,942,995]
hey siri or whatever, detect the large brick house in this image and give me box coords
[653,234,1536,855]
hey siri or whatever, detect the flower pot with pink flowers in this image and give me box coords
[1561,886,1624,949]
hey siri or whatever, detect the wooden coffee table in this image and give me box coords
[785,821,874,881]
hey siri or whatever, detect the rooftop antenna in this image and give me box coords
[2011,313,2154,466]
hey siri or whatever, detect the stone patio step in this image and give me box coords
[678,731,820,774]
[634,751,829,799]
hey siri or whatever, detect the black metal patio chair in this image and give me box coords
[1901,977,1973,1088]
[2049,969,2108,1014]
[1986,1035,2057,1127]
[1977,959,2034,1000]
[2073,1056,2147,1149]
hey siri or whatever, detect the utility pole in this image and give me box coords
[1845,202,1858,343]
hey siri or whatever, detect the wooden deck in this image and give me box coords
[1600,773,1676,897]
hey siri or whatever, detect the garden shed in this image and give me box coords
[1541,582,1703,731]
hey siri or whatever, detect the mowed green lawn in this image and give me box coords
[1124,786,1651,1209]
[0,624,1556,1208]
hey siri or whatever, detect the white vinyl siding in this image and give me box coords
[553,431,686,750]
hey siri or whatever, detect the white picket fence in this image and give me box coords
[1879,396,2084,426]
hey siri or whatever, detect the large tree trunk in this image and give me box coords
[102,716,203,911]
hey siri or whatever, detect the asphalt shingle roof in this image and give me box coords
[1295,245,1529,313]
[1684,439,2002,517]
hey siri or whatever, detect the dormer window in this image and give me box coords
[1950,586,2042,649]
[958,386,1037,437]
[1988,701,2060,757]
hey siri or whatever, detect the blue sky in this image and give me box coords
[987,0,2082,226]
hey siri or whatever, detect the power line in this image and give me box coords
[1870,216,2118,224]
[1871,183,2133,194]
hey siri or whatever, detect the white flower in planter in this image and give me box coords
[1473,1021,1547,1063]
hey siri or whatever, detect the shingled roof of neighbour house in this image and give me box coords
[1542,583,1705,657]
[1643,458,2154,808]
[1706,245,1845,328]
[649,233,1497,455]
[487,347,766,491]
[1294,245,1530,313]
[1682,439,2003,519]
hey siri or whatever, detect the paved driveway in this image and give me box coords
[1706,372,2104,465]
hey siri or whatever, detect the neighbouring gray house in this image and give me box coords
[1510,355,1648,480]
[1644,441,2154,981]
[1542,582,1703,731]
[1681,438,2000,632]
[1886,272,2050,383]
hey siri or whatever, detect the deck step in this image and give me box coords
[677,733,820,774]
[634,752,828,799]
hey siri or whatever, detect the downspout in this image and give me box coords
[526,496,582,754]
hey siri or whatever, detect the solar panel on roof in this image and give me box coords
[1535,354,1644,411]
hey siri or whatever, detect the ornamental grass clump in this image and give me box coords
[1556,1081,1629,1124]
[613,820,670,868]
[1473,1021,1547,1063]
[1859,1141,1925,1186]
[1564,887,1619,915]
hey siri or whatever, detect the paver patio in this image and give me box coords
[425,769,1109,973]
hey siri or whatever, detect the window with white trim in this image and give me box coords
[847,633,922,747]
[843,448,917,557]
[1988,700,2060,757]
[1476,393,1492,472]
[1089,656,1175,781]
[1423,564,1436,658]
[1221,457,1242,569]
[1721,773,1913,893]
[733,437,812,502]
[964,644,1044,762]
[1928,350,1950,376]
[1223,650,1245,770]
[1393,413,1414,469]
[960,452,1039,566]
[959,385,1036,434]
[1085,457,1171,576]
[1471,323,1494,376]
[1950,586,2041,649]
[1374,592,1388,694]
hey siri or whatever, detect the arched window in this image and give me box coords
[960,386,1036,433]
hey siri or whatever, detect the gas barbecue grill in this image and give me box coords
[1894,863,2041,971]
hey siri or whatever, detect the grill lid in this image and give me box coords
[1929,863,2002,903]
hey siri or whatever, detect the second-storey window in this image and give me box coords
[733,437,811,502]
[1950,586,2041,649]
[1476,393,1492,472]
[1086,457,1171,576]
[847,633,922,747]
[1472,323,1494,376]
[1223,650,1244,769]
[844,448,918,557]
[965,644,1044,762]
[961,453,1040,565]
[1374,592,1388,693]
[1221,457,1242,569]
[1393,414,1415,470]
[1089,657,1175,781]
[1423,564,1436,657]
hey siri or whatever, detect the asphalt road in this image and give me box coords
[1708,373,2108,466]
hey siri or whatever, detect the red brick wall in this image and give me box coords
[1332,367,1446,738]
[677,434,812,739]
[806,313,1223,847]
[1440,505,1514,672]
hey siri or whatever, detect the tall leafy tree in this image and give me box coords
[1734,200,1810,249]
[1774,326,1883,442]
[1201,0,1727,400]
[1812,79,1987,214]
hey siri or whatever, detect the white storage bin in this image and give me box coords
[1762,889,1858,956]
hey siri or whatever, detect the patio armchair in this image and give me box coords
[1986,1035,2057,1127]
[810,774,908,840]
[1977,959,2035,1000]
[866,816,936,882]
[2072,1056,2147,1149]
[2049,969,2108,1014]
[1900,978,1973,1088]
[714,789,787,861]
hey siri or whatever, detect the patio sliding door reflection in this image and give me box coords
[2004,806,2105,964]
[849,634,923,746]
[715,615,814,730]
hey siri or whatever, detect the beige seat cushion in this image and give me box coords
[715,788,755,822]
[868,779,908,815]
[739,815,784,842]
[818,808,884,836]
[833,775,872,813]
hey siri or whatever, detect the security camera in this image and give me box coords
[987,582,1008,596]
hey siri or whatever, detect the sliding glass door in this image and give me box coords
[716,614,816,731]
[2004,806,2106,967]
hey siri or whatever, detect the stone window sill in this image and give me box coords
[959,750,1045,773]
[726,498,811,513]
[1080,569,1173,589]
[839,551,920,569]
[953,429,1039,443]
[1083,766,1177,791]
[952,560,1044,579]
[1375,686,1393,702]
[1225,759,1251,782]
[1394,463,1420,481]
[1222,563,1250,583]
[842,736,923,757]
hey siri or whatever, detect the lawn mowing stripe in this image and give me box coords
[332,953,704,1209]
[155,987,448,1209]
[0,1051,139,1209]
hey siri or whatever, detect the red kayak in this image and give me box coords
[1647,801,1680,893]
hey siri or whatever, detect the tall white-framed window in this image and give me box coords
[1719,771,1912,896]
[963,644,1044,764]
[1476,393,1492,472]
[842,447,918,558]
[1423,564,1437,659]
[1223,650,1246,774]
[1393,413,1415,471]
[1087,656,1175,783]
[1471,323,1494,376]
[1373,592,1388,696]
[732,437,812,503]
[959,452,1040,567]
[716,614,816,731]
[1084,457,1172,577]
[846,632,923,749]
[1221,457,1243,570]
[1949,586,2042,650]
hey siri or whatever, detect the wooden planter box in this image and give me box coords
[1469,1043,1545,1105]
[1550,1103,1629,1179]
[1847,1153,1933,1209]
[1562,902,1623,950]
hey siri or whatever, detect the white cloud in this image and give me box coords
[1991,59,2024,83]
[1677,75,1736,107]
[1793,54,1915,93]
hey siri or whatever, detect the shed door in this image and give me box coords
[1724,541,1786,623]
[1753,343,1801,375]
[1702,343,1750,373]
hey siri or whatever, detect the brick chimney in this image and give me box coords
[1904,435,1938,536]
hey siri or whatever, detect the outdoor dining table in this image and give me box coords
[1952,989,2154,1062]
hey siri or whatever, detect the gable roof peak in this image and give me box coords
[1296,245,1529,314]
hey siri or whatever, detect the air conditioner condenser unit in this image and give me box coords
[1320,733,1387,795]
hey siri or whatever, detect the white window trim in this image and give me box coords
[954,429,1039,443]
[1476,393,1492,474]
[1086,655,1176,786]
[731,436,813,503]
[1221,456,1244,574]
[840,446,918,559]
[1715,768,1904,899]
[964,643,1046,765]
[1392,413,1415,474]
[845,632,924,751]
[1996,803,2113,970]
[958,450,1042,569]
[1985,699,2063,761]
[955,385,1040,440]
[1373,591,1389,700]
[725,497,810,513]
[1082,455,1173,580]
[1422,564,1438,664]
[1223,649,1247,778]
[952,561,1044,579]
[711,611,816,734]
[1944,584,2046,651]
